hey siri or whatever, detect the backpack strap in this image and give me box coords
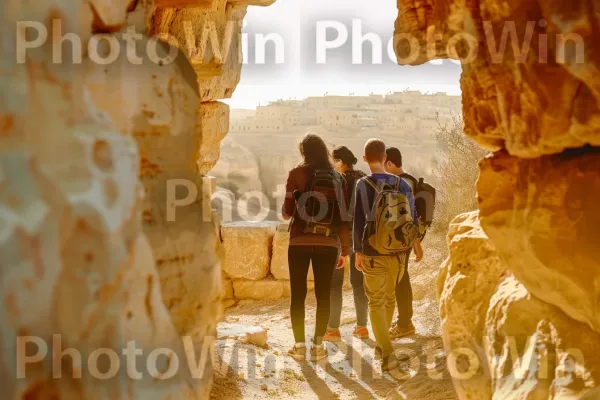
[362,176,380,193]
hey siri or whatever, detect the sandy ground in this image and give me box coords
[210,234,457,400]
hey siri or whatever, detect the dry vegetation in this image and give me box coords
[432,116,488,235]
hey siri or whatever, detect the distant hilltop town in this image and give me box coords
[230,91,462,137]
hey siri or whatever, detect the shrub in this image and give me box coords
[433,115,488,232]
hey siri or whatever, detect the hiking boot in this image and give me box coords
[287,345,307,361]
[352,326,369,339]
[389,321,416,339]
[310,345,328,362]
[381,353,400,373]
[323,328,342,342]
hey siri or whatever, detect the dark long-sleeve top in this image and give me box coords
[353,173,417,256]
[282,165,352,256]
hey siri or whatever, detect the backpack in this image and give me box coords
[363,176,419,254]
[400,173,436,241]
[294,169,343,237]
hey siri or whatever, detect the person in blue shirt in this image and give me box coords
[353,138,418,373]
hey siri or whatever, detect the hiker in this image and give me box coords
[354,138,419,372]
[323,146,369,342]
[384,147,424,339]
[282,133,351,362]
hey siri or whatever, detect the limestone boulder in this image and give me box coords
[223,277,234,299]
[233,278,288,300]
[221,222,278,280]
[197,102,230,174]
[394,0,600,158]
[0,18,197,399]
[270,229,315,281]
[85,37,223,338]
[147,1,248,102]
[437,211,507,399]
[485,276,600,399]
[478,150,600,334]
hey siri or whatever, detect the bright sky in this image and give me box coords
[224,0,462,109]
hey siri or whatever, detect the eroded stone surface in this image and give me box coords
[437,211,507,399]
[198,102,230,174]
[440,211,600,399]
[0,8,198,397]
[85,36,223,338]
[478,149,600,334]
[394,0,600,158]
[221,221,277,280]
[486,276,600,399]
[147,0,247,102]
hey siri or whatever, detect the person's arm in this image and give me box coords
[282,170,296,220]
[353,180,366,255]
[413,237,423,262]
[337,176,351,257]
[404,180,423,261]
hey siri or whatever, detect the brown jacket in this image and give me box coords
[282,165,352,256]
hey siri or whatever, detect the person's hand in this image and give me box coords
[414,242,424,262]
[336,255,345,269]
[355,252,363,271]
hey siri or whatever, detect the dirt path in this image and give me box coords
[210,235,457,400]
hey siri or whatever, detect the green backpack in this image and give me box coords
[363,176,419,254]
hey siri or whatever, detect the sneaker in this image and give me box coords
[323,328,342,342]
[389,321,416,339]
[352,326,369,339]
[287,345,307,361]
[381,354,399,372]
[310,345,328,362]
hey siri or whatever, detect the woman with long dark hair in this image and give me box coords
[323,146,369,342]
[282,133,350,362]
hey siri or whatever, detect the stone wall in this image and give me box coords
[395,0,600,398]
[220,222,346,306]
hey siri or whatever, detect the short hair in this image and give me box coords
[364,138,386,163]
[386,147,402,167]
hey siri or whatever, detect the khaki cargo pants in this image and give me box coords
[362,252,406,357]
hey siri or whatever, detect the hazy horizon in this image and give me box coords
[224,0,462,109]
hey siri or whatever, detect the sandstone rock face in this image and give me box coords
[197,102,230,174]
[478,150,600,334]
[394,0,600,158]
[440,213,600,399]
[395,1,600,398]
[0,3,198,398]
[485,276,600,399]
[147,0,248,102]
[221,222,278,280]
[438,212,507,399]
[85,36,223,339]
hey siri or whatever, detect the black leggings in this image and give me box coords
[288,245,338,345]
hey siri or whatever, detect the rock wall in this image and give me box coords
[1,0,275,398]
[220,223,344,305]
[395,0,600,398]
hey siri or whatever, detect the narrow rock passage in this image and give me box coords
[211,235,457,400]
